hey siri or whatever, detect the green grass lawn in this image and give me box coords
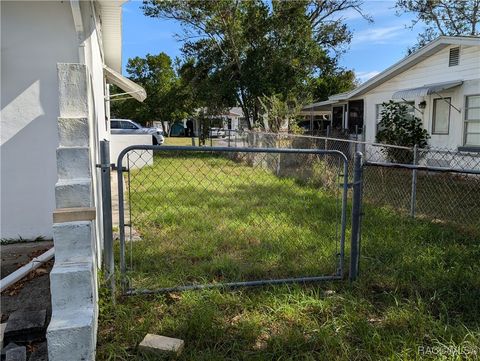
[98,152,480,360]
[163,137,199,146]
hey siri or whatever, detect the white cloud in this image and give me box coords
[356,71,381,83]
[352,25,405,45]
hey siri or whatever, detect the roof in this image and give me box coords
[324,36,480,103]
[302,99,339,110]
[97,0,128,73]
[228,107,244,116]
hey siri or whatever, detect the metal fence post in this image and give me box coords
[325,125,330,150]
[350,151,363,281]
[100,140,114,291]
[117,152,127,293]
[354,125,359,153]
[410,144,418,218]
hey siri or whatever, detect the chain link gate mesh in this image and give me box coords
[117,146,353,295]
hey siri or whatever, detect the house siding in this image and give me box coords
[362,45,480,149]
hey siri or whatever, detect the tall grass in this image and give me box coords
[98,153,479,360]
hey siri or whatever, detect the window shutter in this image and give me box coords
[449,47,460,67]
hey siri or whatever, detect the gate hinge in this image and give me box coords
[96,163,115,170]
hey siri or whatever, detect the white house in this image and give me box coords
[312,36,480,151]
[1,1,145,359]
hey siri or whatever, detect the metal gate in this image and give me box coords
[115,145,362,295]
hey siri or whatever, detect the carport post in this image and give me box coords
[100,140,114,292]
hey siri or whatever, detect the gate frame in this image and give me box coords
[116,145,357,295]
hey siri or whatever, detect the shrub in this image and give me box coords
[376,100,430,163]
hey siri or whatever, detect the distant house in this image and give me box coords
[309,36,480,150]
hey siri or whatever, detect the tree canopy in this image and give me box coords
[396,0,480,53]
[110,52,194,130]
[142,0,368,129]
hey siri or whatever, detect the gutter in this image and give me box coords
[0,248,55,293]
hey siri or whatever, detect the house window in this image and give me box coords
[432,98,451,134]
[464,95,480,146]
[449,47,460,67]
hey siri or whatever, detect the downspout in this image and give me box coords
[70,0,85,64]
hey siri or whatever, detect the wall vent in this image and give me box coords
[449,47,460,66]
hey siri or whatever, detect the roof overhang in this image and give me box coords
[324,36,480,102]
[392,80,463,100]
[97,0,127,73]
[104,65,147,102]
[302,99,338,111]
[298,110,331,116]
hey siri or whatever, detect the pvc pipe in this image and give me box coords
[0,247,55,292]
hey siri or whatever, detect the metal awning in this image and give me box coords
[104,65,147,102]
[392,80,463,99]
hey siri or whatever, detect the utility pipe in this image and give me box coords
[0,247,54,293]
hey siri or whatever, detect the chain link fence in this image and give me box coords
[222,131,480,235]
[116,146,359,294]
[112,131,479,295]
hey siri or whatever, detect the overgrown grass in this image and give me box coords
[363,166,480,233]
[98,153,480,360]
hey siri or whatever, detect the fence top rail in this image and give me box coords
[419,147,480,157]
[364,160,480,175]
[242,130,413,150]
[117,145,349,167]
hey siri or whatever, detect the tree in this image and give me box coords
[111,52,194,132]
[311,63,358,101]
[142,0,370,129]
[376,101,430,163]
[396,0,480,52]
[258,94,303,132]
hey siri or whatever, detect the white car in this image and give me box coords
[208,127,226,138]
[110,119,164,145]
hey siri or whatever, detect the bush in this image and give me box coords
[376,101,430,163]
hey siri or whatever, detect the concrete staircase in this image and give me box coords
[47,64,98,361]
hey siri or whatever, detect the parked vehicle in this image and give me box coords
[209,127,226,138]
[110,119,164,145]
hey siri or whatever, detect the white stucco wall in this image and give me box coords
[361,45,480,149]
[1,1,79,240]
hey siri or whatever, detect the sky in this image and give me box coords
[121,0,423,83]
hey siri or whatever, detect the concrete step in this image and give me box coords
[47,307,95,361]
[52,221,93,263]
[56,147,90,180]
[55,178,91,208]
[57,117,89,147]
[49,261,94,311]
